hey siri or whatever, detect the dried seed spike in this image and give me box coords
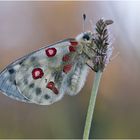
[92,18,113,72]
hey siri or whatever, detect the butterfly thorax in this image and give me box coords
[75,32,96,64]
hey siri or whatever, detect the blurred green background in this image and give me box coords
[0,1,140,139]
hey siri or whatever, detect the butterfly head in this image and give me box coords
[76,31,93,43]
[82,32,93,41]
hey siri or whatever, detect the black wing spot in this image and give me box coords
[36,87,42,95]
[30,56,37,62]
[29,83,34,88]
[44,94,50,100]
[13,80,16,85]
[8,69,15,74]
[24,78,28,85]
[45,79,47,83]
[19,60,24,65]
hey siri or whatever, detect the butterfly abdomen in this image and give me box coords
[65,55,89,96]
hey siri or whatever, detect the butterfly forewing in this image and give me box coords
[15,39,79,105]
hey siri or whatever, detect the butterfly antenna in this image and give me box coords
[82,13,86,32]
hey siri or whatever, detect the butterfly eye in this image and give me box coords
[83,34,90,41]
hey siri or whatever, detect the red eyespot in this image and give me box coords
[69,40,78,52]
[45,48,57,57]
[70,40,78,46]
[46,81,59,94]
[62,54,70,62]
[63,64,72,74]
[69,46,76,52]
[46,81,55,89]
[32,68,44,80]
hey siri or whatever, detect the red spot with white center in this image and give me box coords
[63,64,72,74]
[32,68,44,80]
[46,81,54,89]
[46,81,59,94]
[62,54,70,62]
[45,48,57,57]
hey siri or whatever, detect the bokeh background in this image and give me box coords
[0,1,140,139]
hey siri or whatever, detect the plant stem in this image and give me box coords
[83,71,102,139]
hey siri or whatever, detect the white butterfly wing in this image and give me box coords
[0,57,31,102]
[0,39,77,105]
[16,39,73,105]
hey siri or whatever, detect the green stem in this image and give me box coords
[83,71,102,139]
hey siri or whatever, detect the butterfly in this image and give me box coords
[0,19,113,105]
